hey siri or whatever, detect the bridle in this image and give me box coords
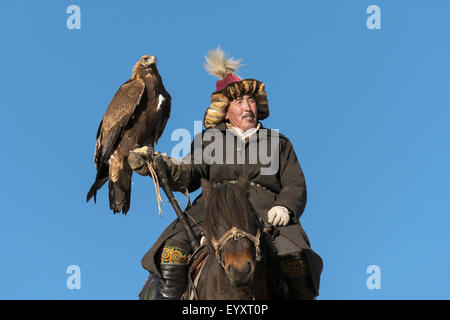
[208,180,267,268]
[210,226,262,268]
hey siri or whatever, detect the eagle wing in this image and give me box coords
[94,78,145,168]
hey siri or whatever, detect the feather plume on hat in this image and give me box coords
[203,46,243,80]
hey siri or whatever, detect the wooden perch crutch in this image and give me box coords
[150,153,200,251]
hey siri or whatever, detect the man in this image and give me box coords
[128,47,323,300]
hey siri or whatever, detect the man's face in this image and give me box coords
[225,94,258,131]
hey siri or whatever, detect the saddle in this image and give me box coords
[182,241,209,300]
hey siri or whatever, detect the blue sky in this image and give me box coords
[0,0,449,299]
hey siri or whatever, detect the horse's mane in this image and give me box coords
[202,180,259,241]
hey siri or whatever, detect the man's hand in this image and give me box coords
[128,148,185,191]
[267,206,291,227]
[128,147,172,175]
[128,146,153,176]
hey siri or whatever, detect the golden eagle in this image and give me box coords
[86,55,171,214]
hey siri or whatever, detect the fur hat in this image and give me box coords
[203,47,269,128]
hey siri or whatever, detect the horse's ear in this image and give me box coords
[201,178,213,203]
[237,176,250,191]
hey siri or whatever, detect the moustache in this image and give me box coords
[242,111,255,120]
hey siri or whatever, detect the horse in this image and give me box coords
[189,178,288,300]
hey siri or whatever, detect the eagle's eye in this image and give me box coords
[141,56,156,66]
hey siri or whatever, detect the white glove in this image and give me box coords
[267,206,291,226]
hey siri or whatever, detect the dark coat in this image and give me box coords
[141,122,323,294]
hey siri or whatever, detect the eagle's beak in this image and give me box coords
[143,55,157,67]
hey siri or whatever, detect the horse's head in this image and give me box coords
[201,177,261,288]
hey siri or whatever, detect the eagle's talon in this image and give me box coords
[132,146,150,157]
[144,145,154,162]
